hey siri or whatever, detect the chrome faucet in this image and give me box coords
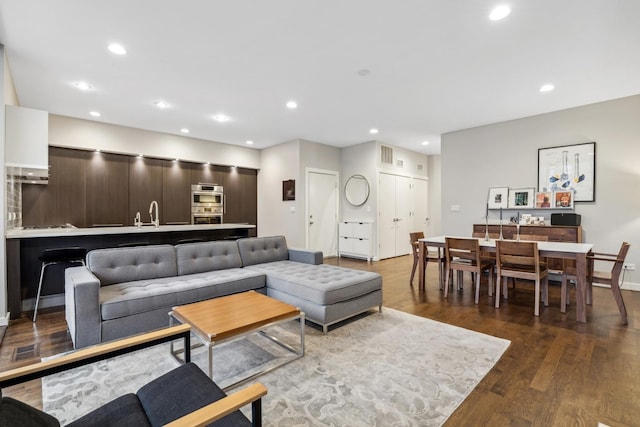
[149,201,159,228]
[134,211,142,228]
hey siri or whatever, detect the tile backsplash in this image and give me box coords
[6,175,22,229]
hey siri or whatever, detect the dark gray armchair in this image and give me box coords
[0,324,266,426]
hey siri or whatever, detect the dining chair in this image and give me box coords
[410,231,445,288]
[444,237,494,304]
[561,242,630,324]
[495,240,548,316]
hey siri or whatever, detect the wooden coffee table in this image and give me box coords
[169,290,305,388]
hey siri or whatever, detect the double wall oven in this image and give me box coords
[191,184,223,224]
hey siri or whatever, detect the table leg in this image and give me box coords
[418,241,426,289]
[576,252,588,323]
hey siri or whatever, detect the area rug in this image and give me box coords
[43,308,510,426]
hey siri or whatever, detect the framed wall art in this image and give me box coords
[508,187,535,208]
[282,179,295,201]
[535,191,553,208]
[487,187,509,209]
[554,190,574,209]
[538,142,595,202]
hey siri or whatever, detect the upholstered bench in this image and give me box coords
[238,237,383,333]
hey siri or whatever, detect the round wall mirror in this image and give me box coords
[345,174,370,207]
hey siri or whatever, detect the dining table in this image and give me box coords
[418,236,594,323]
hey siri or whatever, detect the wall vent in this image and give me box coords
[396,159,404,168]
[417,164,423,171]
[380,145,393,165]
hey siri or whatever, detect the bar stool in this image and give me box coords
[33,247,87,322]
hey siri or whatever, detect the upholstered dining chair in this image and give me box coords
[444,237,494,304]
[561,242,630,324]
[410,231,445,288]
[495,240,549,316]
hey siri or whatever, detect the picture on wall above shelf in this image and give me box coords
[508,187,534,209]
[487,187,509,209]
[538,141,595,202]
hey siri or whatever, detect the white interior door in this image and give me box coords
[307,170,338,257]
[378,172,412,259]
[394,175,411,256]
[412,178,429,236]
[378,173,397,259]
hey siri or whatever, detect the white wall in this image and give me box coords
[442,94,640,288]
[258,140,302,245]
[428,155,442,236]
[1,45,7,324]
[49,114,260,169]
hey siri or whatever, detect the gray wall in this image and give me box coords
[442,94,640,289]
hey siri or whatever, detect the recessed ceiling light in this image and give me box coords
[539,83,555,93]
[95,149,101,152]
[369,128,379,134]
[89,111,102,117]
[357,69,371,77]
[180,128,190,133]
[489,5,511,21]
[422,141,429,146]
[74,81,93,91]
[286,100,298,109]
[246,140,254,145]
[108,43,127,55]
[173,158,179,162]
[212,114,230,122]
[154,101,170,109]
[27,172,33,176]
[138,154,144,158]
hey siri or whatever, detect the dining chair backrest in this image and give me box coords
[593,242,631,282]
[445,237,481,265]
[410,231,424,254]
[496,240,540,273]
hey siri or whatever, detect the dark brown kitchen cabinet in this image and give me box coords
[129,156,163,225]
[22,147,88,227]
[162,160,191,225]
[85,151,130,227]
[190,162,224,186]
[221,166,257,227]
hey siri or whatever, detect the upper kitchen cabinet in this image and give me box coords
[5,105,49,182]
[190,162,224,186]
[129,156,163,225]
[162,160,191,225]
[86,151,130,227]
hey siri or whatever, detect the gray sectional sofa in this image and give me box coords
[65,236,383,348]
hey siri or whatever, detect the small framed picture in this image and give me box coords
[535,191,553,208]
[487,187,509,209]
[508,188,534,208]
[554,190,574,209]
[282,179,295,201]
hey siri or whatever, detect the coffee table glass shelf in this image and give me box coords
[169,290,305,390]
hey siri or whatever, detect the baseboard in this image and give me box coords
[22,293,65,312]
[0,313,9,326]
[593,282,640,292]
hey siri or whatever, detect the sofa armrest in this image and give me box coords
[164,382,268,427]
[288,248,323,265]
[65,266,102,349]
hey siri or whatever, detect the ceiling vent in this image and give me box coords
[380,145,393,165]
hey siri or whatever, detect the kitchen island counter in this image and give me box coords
[6,223,256,319]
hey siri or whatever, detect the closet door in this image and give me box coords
[378,173,412,259]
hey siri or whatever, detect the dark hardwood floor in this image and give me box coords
[1,254,638,426]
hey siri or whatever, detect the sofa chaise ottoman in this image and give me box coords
[237,236,383,333]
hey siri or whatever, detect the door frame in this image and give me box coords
[305,167,340,254]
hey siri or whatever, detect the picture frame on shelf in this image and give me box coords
[487,187,509,209]
[508,187,534,208]
[535,191,553,208]
[554,190,574,209]
[538,141,596,202]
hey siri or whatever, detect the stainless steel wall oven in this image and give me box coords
[191,184,223,224]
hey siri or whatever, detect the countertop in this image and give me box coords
[5,223,256,239]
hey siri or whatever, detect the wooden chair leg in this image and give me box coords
[410,256,418,286]
[495,275,502,308]
[474,269,481,304]
[560,276,568,313]
[444,264,451,298]
[534,279,541,317]
[610,274,628,325]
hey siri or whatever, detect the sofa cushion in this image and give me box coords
[99,269,265,320]
[245,261,382,305]
[87,245,177,286]
[176,241,242,275]
[138,363,251,427]
[237,236,289,266]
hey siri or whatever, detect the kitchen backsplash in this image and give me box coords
[6,176,22,229]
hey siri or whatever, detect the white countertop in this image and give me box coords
[5,223,256,239]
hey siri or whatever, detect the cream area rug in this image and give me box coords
[43,308,510,426]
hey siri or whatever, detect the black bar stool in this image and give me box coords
[33,247,87,322]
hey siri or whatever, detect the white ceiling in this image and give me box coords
[1,1,640,155]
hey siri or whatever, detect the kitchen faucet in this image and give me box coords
[134,211,142,228]
[149,201,159,228]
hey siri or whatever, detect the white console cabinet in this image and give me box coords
[338,221,373,261]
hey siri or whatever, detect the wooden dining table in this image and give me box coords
[418,236,594,323]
